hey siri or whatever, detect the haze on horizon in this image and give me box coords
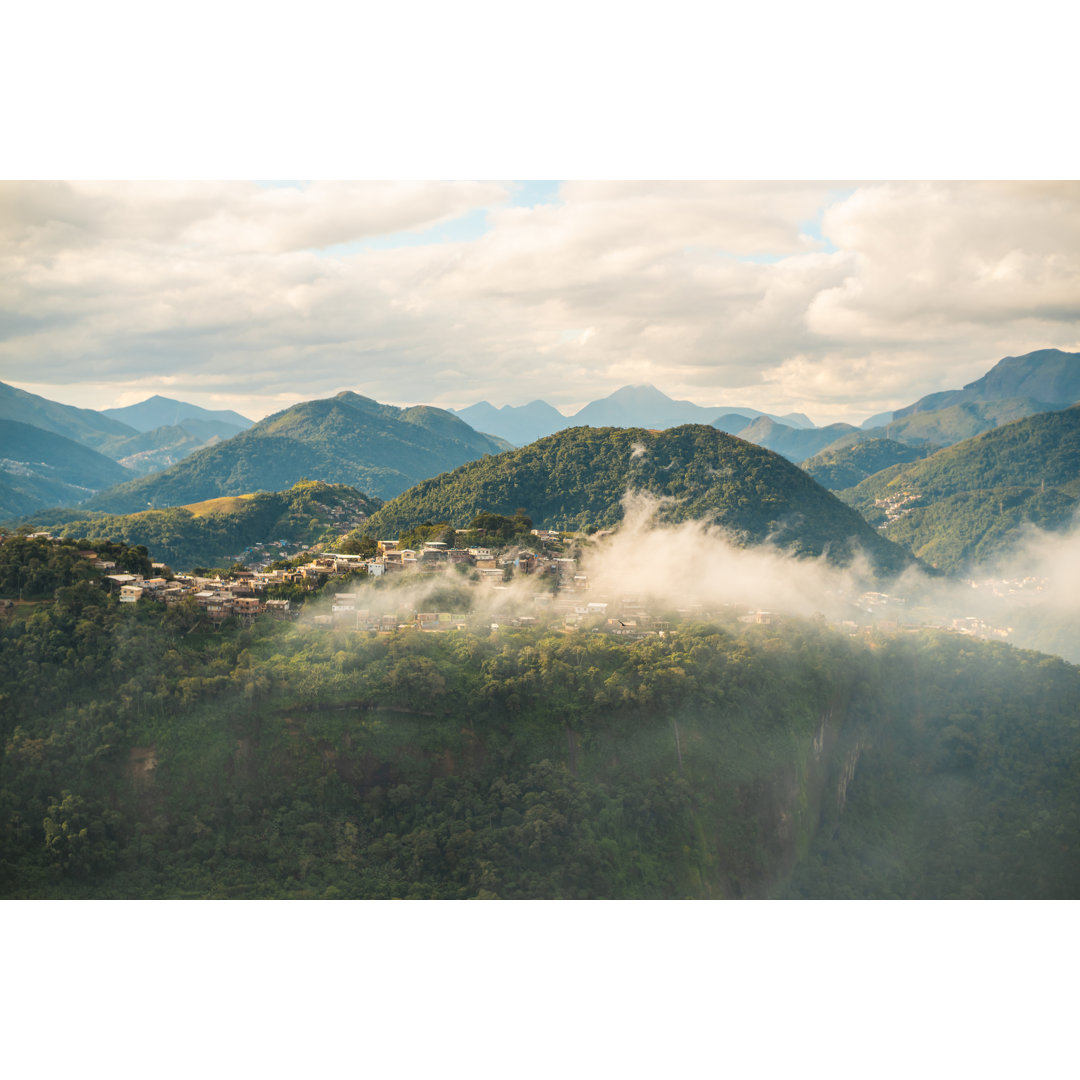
[2,180,1079,426]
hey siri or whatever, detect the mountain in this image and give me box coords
[569,384,732,429]
[874,397,1066,449]
[451,385,816,447]
[89,425,219,476]
[800,438,933,491]
[735,417,861,462]
[94,397,254,474]
[841,405,1080,572]
[449,399,569,445]
[567,384,813,432]
[364,424,913,573]
[711,413,754,436]
[0,380,137,452]
[101,395,254,433]
[894,348,1080,419]
[85,392,507,514]
[0,419,134,519]
[24,479,381,570]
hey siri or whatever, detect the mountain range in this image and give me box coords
[101,394,253,434]
[83,391,508,514]
[450,384,815,446]
[1,347,1077,542]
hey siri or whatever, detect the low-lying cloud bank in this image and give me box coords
[303,492,1080,665]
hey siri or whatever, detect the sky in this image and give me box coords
[3,179,1079,427]
[5,4,1077,1070]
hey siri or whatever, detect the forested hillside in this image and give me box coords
[1,543,1077,900]
[87,392,505,513]
[0,419,135,518]
[842,406,1080,572]
[19,480,381,570]
[365,424,913,574]
[801,438,932,491]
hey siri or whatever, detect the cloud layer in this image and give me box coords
[1,180,1078,423]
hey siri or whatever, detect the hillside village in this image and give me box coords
[3,525,1023,646]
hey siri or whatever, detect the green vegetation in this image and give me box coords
[0,419,134,518]
[19,481,381,571]
[801,438,933,491]
[1,543,1078,899]
[842,406,1080,572]
[365,424,913,573]
[0,379,137,453]
[872,398,1060,450]
[736,417,860,462]
[87,391,505,512]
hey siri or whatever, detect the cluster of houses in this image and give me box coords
[874,490,921,525]
[1,532,1026,647]
[97,562,294,623]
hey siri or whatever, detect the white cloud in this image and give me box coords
[1,180,1078,423]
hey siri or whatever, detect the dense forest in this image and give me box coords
[800,438,933,492]
[20,480,382,571]
[1,538,1077,899]
[365,424,913,574]
[843,406,1080,572]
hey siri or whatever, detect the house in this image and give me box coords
[233,597,261,618]
[265,598,291,619]
[105,573,143,593]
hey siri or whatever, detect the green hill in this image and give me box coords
[0,380,137,452]
[365,424,913,573]
[801,438,933,491]
[0,419,135,518]
[86,392,506,513]
[23,480,382,570]
[841,406,1080,572]
[735,417,861,462]
[873,397,1061,449]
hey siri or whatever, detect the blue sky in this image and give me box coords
[255,180,564,257]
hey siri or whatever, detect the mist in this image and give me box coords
[295,489,1080,664]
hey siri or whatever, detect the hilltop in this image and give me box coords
[893,348,1080,418]
[101,394,253,433]
[24,479,381,570]
[86,392,505,514]
[801,438,933,491]
[841,405,1080,572]
[365,424,913,574]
